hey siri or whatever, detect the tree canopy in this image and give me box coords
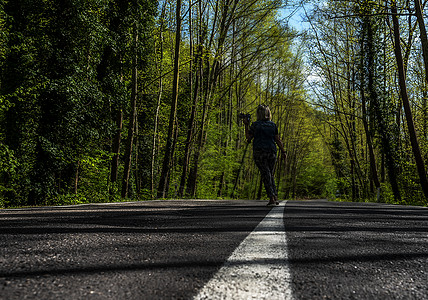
[1,0,427,207]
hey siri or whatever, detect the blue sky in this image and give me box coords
[278,3,311,32]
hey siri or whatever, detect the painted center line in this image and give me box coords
[194,201,293,300]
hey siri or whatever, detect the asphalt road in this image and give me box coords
[285,200,428,300]
[0,199,427,299]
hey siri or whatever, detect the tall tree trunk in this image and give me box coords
[121,28,138,199]
[134,114,140,197]
[380,15,401,201]
[110,110,122,184]
[361,15,381,200]
[74,160,80,195]
[157,0,182,198]
[152,82,162,198]
[413,0,428,164]
[151,2,166,198]
[178,0,199,197]
[186,90,209,198]
[413,0,428,85]
[391,2,428,200]
[178,76,198,197]
[362,92,381,191]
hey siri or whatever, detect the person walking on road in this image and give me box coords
[243,104,286,206]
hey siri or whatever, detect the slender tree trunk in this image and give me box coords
[362,95,381,197]
[178,78,198,197]
[391,2,428,200]
[157,0,182,198]
[74,160,80,194]
[110,110,122,184]
[186,93,208,198]
[413,0,428,85]
[134,114,140,197]
[151,3,166,198]
[152,83,162,197]
[361,15,381,200]
[380,16,401,200]
[121,28,138,199]
[291,158,297,200]
[423,89,428,141]
[349,61,357,200]
[178,0,198,197]
[412,0,428,161]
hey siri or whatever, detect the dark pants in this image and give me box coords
[253,150,277,199]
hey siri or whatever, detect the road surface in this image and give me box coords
[0,199,427,299]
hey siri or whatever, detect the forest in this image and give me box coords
[1,0,428,207]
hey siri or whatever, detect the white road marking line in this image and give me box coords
[194,201,293,300]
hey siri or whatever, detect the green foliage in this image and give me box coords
[306,0,428,206]
[323,178,339,200]
[72,149,113,204]
[197,123,242,199]
[0,0,359,207]
[0,142,18,207]
[295,149,335,198]
[0,0,158,206]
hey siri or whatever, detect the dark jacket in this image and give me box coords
[249,120,278,153]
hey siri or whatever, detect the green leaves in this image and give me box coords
[0,0,338,205]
